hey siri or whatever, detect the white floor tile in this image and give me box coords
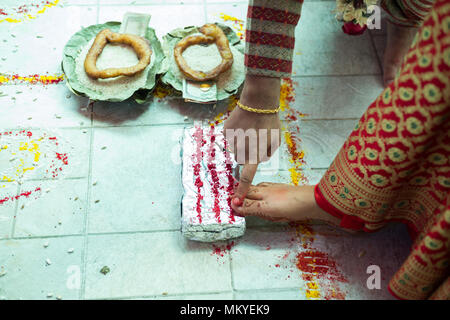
[84,232,232,299]
[0,5,97,75]
[288,75,383,119]
[0,85,91,129]
[89,125,184,233]
[0,236,84,300]
[298,119,357,169]
[321,223,412,300]
[206,2,247,28]
[231,228,307,291]
[14,178,88,237]
[0,128,90,183]
[293,3,381,76]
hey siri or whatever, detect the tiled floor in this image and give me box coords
[0,0,413,300]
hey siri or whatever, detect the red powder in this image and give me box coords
[192,127,205,223]
[296,250,348,283]
[0,187,42,206]
[286,109,307,121]
[222,138,237,222]
[56,153,68,165]
[286,132,304,163]
[212,241,235,257]
[322,284,347,300]
[0,131,71,206]
[206,126,222,223]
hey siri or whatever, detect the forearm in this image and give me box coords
[244,0,303,78]
[240,75,280,110]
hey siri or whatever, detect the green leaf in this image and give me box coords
[62,22,165,103]
[160,23,245,101]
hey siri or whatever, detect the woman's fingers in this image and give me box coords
[232,198,289,222]
[233,164,258,205]
[232,198,266,217]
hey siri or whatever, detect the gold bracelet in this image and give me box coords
[236,100,280,114]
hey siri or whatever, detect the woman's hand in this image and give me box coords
[224,75,282,203]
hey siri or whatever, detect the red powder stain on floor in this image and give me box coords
[271,223,348,300]
[296,250,348,283]
[0,187,42,206]
[279,78,308,186]
[55,153,68,165]
[211,241,236,259]
[279,78,297,112]
[320,283,347,300]
[0,130,71,205]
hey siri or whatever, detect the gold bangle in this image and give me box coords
[236,100,280,114]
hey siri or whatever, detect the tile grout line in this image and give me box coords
[97,285,313,301]
[9,183,21,238]
[96,0,100,24]
[0,122,188,132]
[78,2,99,298]
[229,240,237,299]
[291,72,382,78]
[79,124,95,300]
[0,117,360,133]
[0,229,179,242]
[0,224,295,242]
[92,289,234,300]
[0,167,328,184]
[368,31,384,75]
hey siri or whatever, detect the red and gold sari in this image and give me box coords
[315,0,450,300]
[244,0,449,299]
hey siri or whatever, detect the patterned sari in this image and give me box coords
[315,0,450,300]
[244,0,449,299]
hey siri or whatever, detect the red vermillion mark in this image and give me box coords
[206,126,221,224]
[192,126,205,224]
